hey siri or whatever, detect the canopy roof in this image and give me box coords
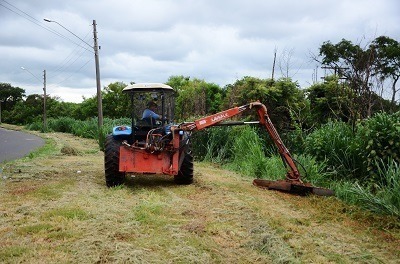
[122,83,174,92]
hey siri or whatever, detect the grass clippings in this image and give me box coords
[0,127,399,263]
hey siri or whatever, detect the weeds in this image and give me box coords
[344,159,400,217]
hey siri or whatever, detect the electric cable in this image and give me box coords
[0,0,92,53]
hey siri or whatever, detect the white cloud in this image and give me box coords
[0,0,399,102]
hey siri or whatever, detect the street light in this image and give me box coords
[21,67,47,131]
[44,18,103,130]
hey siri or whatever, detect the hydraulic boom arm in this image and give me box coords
[178,101,334,196]
[179,102,301,181]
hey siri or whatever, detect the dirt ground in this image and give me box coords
[0,127,399,263]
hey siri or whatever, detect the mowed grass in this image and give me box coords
[0,126,399,263]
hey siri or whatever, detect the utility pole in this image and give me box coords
[93,20,103,128]
[20,67,46,129]
[43,70,47,131]
[321,66,348,81]
[44,18,103,132]
[271,48,277,80]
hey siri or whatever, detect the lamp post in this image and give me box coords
[21,67,47,131]
[44,18,103,130]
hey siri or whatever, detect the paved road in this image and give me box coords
[0,127,45,163]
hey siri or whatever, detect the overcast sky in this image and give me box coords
[1,0,399,102]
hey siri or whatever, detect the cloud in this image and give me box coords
[0,0,399,102]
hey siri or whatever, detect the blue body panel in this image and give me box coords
[112,125,132,139]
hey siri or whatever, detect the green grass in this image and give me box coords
[18,223,53,235]
[331,159,400,218]
[346,160,400,217]
[0,246,28,261]
[32,182,70,200]
[43,207,91,221]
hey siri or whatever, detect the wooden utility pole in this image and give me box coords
[43,70,47,131]
[93,20,103,129]
[321,66,348,80]
[271,48,277,80]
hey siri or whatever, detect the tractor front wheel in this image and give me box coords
[174,147,194,185]
[104,134,125,187]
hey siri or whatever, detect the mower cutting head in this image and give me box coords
[253,179,335,196]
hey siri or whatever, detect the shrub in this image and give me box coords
[47,117,76,133]
[304,121,361,180]
[294,154,331,187]
[356,112,400,181]
[25,121,44,132]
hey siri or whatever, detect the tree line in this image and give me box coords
[1,35,398,128]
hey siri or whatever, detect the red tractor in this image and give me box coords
[104,83,333,196]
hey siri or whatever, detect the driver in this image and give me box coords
[142,101,161,122]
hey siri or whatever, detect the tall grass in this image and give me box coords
[304,121,362,180]
[343,159,400,217]
[227,126,269,177]
[24,115,400,218]
[26,117,131,150]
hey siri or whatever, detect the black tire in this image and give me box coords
[104,134,125,187]
[174,146,194,185]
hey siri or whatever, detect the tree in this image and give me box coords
[46,96,80,119]
[102,82,130,118]
[318,39,377,120]
[75,96,98,120]
[317,36,400,120]
[4,94,42,124]
[0,83,25,111]
[307,76,352,124]
[224,77,304,129]
[167,76,224,120]
[371,36,400,109]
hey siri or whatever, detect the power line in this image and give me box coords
[0,0,93,53]
[1,0,95,89]
[50,31,92,77]
[47,58,92,88]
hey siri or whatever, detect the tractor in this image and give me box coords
[104,83,334,196]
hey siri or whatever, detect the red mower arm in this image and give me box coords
[179,101,301,182]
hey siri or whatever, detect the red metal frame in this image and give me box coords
[119,129,181,175]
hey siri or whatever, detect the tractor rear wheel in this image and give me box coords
[104,134,125,187]
[174,147,194,185]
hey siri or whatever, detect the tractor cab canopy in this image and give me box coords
[122,83,174,93]
[123,83,175,128]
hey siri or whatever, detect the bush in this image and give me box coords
[47,117,76,133]
[304,121,361,180]
[25,121,44,132]
[356,112,400,181]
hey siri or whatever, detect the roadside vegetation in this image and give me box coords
[1,36,399,218]
[0,128,399,263]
